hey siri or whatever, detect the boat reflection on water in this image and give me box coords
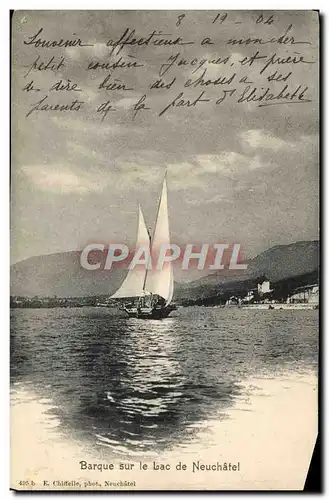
[70,316,237,457]
[89,319,202,456]
[11,308,242,458]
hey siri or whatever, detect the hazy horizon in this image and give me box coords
[10,236,320,267]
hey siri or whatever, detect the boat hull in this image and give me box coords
[124,304,176,319]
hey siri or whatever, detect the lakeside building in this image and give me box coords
[287,285,319,305]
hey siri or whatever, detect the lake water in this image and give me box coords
[10,306,318,464]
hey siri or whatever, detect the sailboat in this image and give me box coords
[110,175,177,319]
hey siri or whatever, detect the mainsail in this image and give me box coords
[144,176,174,305]
[110,206,150,299]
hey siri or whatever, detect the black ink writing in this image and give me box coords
[24,55,65,78]
[237,84,311,106]
[150,77,176,90]
[259,51,314,75]
[96,100,116,121]
[87,55,144,72]
[132,95,151,120]
[49,79,82,92]
[255,14,275,25]
[212,13,228,24]
[98,74,133,91]
[184,69,236,88]
[22,80,40,92]
[23,28,93,48]
[159,53,231,77]
[26,95,84,118]
[215,88,236,105]
[159,91,210,117]
[176,14,186,27]
[106,28,194,56]
[227,24,311,46]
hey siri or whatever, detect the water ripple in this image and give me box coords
[10,306,318,455]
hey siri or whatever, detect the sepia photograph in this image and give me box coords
[10,9,319,491]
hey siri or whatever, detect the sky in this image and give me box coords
[11,10,319,265]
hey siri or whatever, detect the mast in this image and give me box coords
[144,173,174,305]
[142,222,152,293]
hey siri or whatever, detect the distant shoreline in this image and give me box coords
[10,302,318,311]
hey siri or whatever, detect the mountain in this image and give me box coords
[174,240,319,301]
[10,250,126,298]
[245,239,319,282]
[10,240,319,299]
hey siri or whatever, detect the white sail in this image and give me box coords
[110,206,150,299]
[144,176,174,305]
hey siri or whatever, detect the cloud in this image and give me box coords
[21,159,165,196]
[113,165,162,190]
[164,149,277,195]
[116,96,140,110]
[166,162,211,192]
[204,194,227,204]
[197,151,275,174]
[66,141,107,165]
[197,152,248,173]
[21,164,105,194]
[65,42,109,61]
[240,129,291,150]
[51,116,125,135]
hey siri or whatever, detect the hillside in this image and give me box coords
[174,240,319,301]
[10,250,126,298]
[10,240,319,299]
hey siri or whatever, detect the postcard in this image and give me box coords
[10,10,319,491]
